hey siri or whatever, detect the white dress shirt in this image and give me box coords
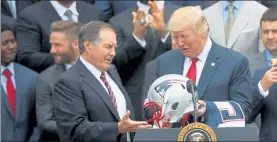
[1,63,16,95]
[258,81,269,98]
[64,64,72,70]
[183,37,212,86]
[133,0,169,48]
[80,57,130,141]
[7,0,17,18]
[50,1,79,22]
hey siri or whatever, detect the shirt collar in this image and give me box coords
[50,1,79,17]
[64,64,73,70]
[79,56,104,79]
[222,1,242,10]
[1,62,15,76]
[137,1,164,14]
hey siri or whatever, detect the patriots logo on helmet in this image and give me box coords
[154,79,185,98]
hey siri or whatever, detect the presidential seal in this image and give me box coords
[177,123,217,142]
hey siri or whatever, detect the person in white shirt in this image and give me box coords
[52,21,152,142]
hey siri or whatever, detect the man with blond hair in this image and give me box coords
[142,6,252,128]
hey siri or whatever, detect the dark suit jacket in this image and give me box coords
[36,40,146,141]
[1,14,16,30]
[248,67,277,141]
[261,1,277,8]
[142,42,252,124]
[1,0,37,18]
[250,51,267,76]
[1,63,40,141]
[36,64,66,141]
[95,1,137,20]
[52,60,135,142]
[16,1,105,73]
[109,2,179,120]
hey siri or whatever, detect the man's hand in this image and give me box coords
[148,1,168,37]
[260,67,277,91]
[118,110,152,133]
[196,100,206,117]
[132,10,149,40]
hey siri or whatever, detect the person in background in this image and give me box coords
[36,20,82,141]
[109,0,179,120]
[1,24,40,141]
[247,8,277,141]
[16,0,105,73]
[203,1,268,60]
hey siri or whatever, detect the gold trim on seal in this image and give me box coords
[177,122,217,142]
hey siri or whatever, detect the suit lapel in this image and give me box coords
[107,67,135,119]
[227,1,249,48]
[14,64,26,122]
[1,84,15,120]
[197,44,220,99]
[206,2,226,47]
[77,61,121,121]
[42,1,63,35]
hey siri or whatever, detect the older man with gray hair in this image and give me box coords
[52,21,152,142]
[142,6,252,128]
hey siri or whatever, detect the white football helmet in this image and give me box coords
[143,74,197,128]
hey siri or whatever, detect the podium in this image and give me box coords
[134,127,258,141]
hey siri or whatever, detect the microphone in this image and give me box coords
[186,80,198,123]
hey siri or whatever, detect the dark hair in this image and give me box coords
[1,24,13,33]
[260,8,277,26]
[50,20,82,41]
[78,21,115,54]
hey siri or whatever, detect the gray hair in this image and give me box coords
[78,21,115,54]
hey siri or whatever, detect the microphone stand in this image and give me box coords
[186,80,198,123]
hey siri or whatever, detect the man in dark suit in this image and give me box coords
[142,6,252,127]
[36,20,82,141]
[248,67,277,141]
[1,24,40,141]
[247,8,277,141]
[109,0,179,120]
[36,19,148,141]
[52,21,152,142]
[1,0,37,18]
[16,0,105,73]
[250,8,277,75]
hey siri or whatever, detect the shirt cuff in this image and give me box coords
[132,33,146,48]
[258,81,269,98]
[161,32,170,43]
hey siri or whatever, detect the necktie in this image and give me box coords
[100,73,117,108]
[64,9,73,20]
[181,58,198,127]
[3,69,16,115]
[225,5,235,43]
